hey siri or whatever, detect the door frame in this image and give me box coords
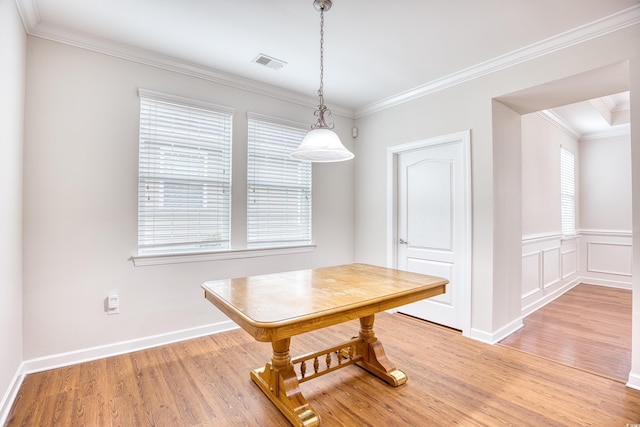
[386,130,473,337]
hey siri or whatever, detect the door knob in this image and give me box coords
[399,238,408,245]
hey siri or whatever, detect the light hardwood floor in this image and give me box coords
[499,283,632,383]
[6,311,640,426]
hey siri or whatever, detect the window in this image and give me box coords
[560,147,576,236]
[247,114,312,248]
[137,90,233,254]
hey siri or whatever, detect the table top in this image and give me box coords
[202,263,447,341]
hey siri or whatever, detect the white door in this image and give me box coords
[391,131,471,332]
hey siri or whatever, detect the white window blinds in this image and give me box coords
[138,90,233,254]
[247,114,312,248]
[560,147,576,236]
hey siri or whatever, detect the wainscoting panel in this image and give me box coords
[580,230,632,289]
[542,247,561,289]
[521,230,633,317]
[561,244,577,280]
[522,252,541,299]
[521,234,580,317]
[587,242,632,276]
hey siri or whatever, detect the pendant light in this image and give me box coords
[290,0,354,163]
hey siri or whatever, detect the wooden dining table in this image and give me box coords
[202,263,447,426]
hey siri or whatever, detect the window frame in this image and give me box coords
[136,89,234,256]
[131,95,317,266]
[560,146,576,236]
[246,112,313,249]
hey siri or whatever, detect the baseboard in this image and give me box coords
[521,276,630,319]
[521,277,581,317]
[627,371,640,390]
[1,320,238,424]
[0,363,26,426]
[22,320,238,375]
[469,317,524,345]
[579,278,632,290]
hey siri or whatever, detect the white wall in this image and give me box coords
[354,24,640,345]
[22,37,355,361]
[579,133,633,288]
[630,54,640,389]
[521,110,633,308]
[491,100,524,336]
[0,0,25,416]
[580,134,632,231]
[522,112,578,237]
[520,112,580,314]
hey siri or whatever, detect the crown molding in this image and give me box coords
[15,1,639,121]
[14,0,39,31]
[355,4,640,118]
[16,3,354,120]
[600,96,617,111]
[610,97,631,113]
[29,22,354,119]
[538,110,581,140]
[538,109,631,141]
[579,123,630,141]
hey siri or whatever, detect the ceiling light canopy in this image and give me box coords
[290,0,353,163]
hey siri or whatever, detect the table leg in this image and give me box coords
[355,314,408,386]
[250,338,320,427]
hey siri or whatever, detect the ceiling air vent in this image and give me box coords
[252,54,286,70]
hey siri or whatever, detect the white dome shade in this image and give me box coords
[290,128,354,162]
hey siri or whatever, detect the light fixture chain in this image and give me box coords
[318,5,325,105]
[310,0,334,131]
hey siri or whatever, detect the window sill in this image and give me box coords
[560,234,580,241]
[131,244,316,267]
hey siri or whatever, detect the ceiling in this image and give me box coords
[15,0,639,135]
[544,91,631,140]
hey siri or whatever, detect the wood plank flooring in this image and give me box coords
[499,283,632,383]
[6,311,640,426]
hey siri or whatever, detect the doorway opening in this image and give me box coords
[494,60,633,383]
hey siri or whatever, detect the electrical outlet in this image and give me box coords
[106,294,119,315]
